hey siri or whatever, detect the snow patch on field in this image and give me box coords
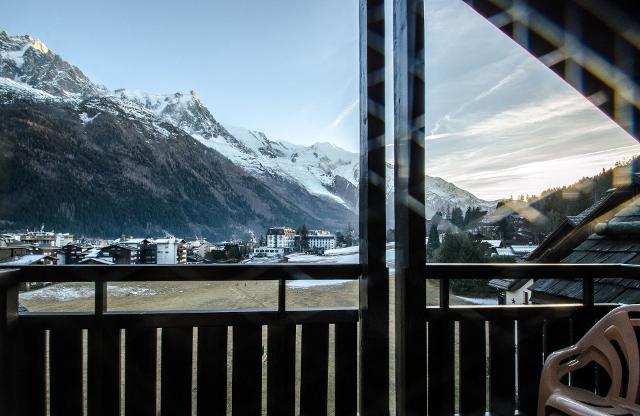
[458,296,498,305]
[21,284,157,301]
[287,280,350,288]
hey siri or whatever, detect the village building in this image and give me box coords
[0,253,57,266]
[0,243,32,261]
[138,239,158,264]
[528,195,640,304]
[488,278,533,305]
[528,187,632,262]
[155,237,187,264]
[79,257,114,265]
[97,244,138,264]
[58,243,89,264]
[253,246,285,258]
[307,230,336,251]
[266,227,296,250]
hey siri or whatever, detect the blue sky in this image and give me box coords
[2,0,638,199]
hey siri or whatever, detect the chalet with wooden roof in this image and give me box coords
[528,187,633,262]
[529,194,640,304]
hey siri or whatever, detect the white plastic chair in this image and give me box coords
[538,305,640,416]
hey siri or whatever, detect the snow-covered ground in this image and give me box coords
[20,284,157,302]
[254,243,397,290]
[457,296,498,305]
[287,280,351,288]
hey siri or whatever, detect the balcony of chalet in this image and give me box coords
[1,1,639,415]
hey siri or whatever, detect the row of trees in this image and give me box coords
[527,158,639,234]
[427,226,514,296]
[432,206,488,231]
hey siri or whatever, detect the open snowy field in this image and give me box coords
[19,243,495,310]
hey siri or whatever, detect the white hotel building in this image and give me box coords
[308,230,336,250]
[266,227,296,250]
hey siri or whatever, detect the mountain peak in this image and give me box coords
[28,38,49,54]
[0,30,102,97]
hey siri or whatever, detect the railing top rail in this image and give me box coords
[425,263,640,279]
[3,262,639,283]
[0,269,18,287]
[1,263,362,283]
[18,307,359,328]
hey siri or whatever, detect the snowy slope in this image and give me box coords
[110,87,360,207]
[0,76,60,103]
[0,30,495,216]
[0,31,106,97]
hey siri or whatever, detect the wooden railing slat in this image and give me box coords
[517,319,544,416]
[88,327,120,416]
[267,324,296,416]
[125,328,157,416]
[544,319,572,359]
[489,320,516,415]
[427,320,455,415]
[300,323,329,416]
[232,325,262,416]
[459,320,486,416]
[335,322,357,416]
[569,309,610,393]
[197,326,228,416]
[161,327,193,416]
[0,283,18,416]
[50,328,83,416]
[18,329,46,416]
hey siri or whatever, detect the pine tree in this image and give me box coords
[300,224,309,250]
[426,224,440,260]
[451,207,464,227]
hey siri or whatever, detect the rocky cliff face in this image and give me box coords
[0,30,493,237]
[0,95,355,238]
[0,31,357,238]
[0,31,105,97]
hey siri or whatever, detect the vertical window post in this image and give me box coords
[359,0,390,414]
[393,0,427,414]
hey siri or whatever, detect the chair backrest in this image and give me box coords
[560,305,640,406]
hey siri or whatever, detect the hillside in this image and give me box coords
[529,158,639,232]
[0,30,498,238]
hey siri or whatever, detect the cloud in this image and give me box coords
[327,99,358,130]
[418,0,640,200]
[445,145,639,200]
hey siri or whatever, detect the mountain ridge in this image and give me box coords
[0,30,494,237]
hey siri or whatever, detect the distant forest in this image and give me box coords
[528,156,639,233]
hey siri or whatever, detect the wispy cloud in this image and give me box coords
[327,99,358,130]
[318,98,358,140]
[421,0,639,200]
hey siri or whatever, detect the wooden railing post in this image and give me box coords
[0,270,19,416]
[359,0,390,414]
[394,0,427,414]
[582,276,594,307]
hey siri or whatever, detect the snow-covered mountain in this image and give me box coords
[384,169,496,227]
[0,31,105,98]
[112,88,360,208]
[0,30,495,235]
[424,175,496,216]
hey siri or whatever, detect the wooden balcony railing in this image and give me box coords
[0,264,361,416]
[0,263,637,416]
[421,263,639,416]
